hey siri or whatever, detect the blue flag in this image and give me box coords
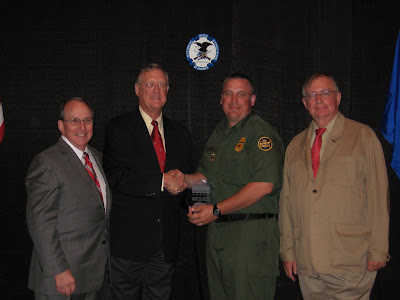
[381,30,400,178]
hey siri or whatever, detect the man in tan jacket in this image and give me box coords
[279,73,390,300]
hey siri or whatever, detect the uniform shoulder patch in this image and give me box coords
[235,137,246,152]
[258,137,273,151]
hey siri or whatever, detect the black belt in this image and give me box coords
[216,213,277,223]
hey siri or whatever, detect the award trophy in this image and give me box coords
[186,179,215,208]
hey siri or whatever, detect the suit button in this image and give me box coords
[102,241,106,244]
[313,189,317,193]
[157,219,161,223]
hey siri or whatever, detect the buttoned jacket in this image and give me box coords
[26,138,111,294]
[103,107,192,261]
[279,112,389,275]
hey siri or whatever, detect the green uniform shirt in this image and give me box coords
[197,113,284,214]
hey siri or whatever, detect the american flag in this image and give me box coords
[0,97,4,143]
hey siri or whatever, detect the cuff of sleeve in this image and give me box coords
[280,250,295,262]
[367,251,390,262]
[43,259,69,278]
[161,174,164,192]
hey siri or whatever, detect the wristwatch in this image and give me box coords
[213,204,221,217]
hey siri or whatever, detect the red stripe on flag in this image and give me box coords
[0,98,4,143]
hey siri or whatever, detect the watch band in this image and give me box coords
[213,204,221,217]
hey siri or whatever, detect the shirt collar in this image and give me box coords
[61,135,89,159]
[139,106,163,133]
[311,113,338,134]
[223,112,253,133]
[310,113,339,146]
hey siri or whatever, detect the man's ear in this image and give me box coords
[58,120,64,135]
[251,94,256,107]
[135,83,140,97]
[336,92,342,107]
[302,98,308,110]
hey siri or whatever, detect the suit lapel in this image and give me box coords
[88,145,111,215]
[302,126,314,181]
[302,113,346,181]
[319,113,344,171]
[58,139,105,212]
[135,110,162,172]
[58,139,94,187]
[163,116,176,171]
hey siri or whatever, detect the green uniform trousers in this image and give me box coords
[207,217,279,300]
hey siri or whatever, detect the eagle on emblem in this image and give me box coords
[194,42,213,60]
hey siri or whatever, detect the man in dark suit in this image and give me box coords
[26,97,111,299]
[103,63,192,299]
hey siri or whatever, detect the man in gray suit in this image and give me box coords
[26,97,111,299]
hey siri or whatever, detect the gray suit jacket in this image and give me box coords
[26,138,111,295]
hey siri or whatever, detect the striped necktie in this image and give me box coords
[83,152,103,199]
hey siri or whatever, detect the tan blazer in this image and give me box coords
[279,112,389,275]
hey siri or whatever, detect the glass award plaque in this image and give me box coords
[186,179,215,207]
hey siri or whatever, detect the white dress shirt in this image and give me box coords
[61,135,107,211]
[139,106,167,191]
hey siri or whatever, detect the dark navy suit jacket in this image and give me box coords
[103,107,192,262]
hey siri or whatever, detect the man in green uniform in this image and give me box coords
[185,73,284,300]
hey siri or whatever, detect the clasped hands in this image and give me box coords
[164,169,187,195]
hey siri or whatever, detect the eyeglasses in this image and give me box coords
[139,82,168,89]
[304,90,338,101]
[63,117,94,126]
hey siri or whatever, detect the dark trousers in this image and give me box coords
[111,251,175,300]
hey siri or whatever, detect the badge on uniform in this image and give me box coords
[258,137,273,151]
[235,137,246,152]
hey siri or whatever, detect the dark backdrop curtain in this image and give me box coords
[0,1,399,298]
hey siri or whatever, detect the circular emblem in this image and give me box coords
[186,34,219,71]
[235,137,246,152]
[258,137,273,151]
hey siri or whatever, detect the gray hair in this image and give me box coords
[136,63,169,86]
[302,73,339,96]
[59,97,94,120]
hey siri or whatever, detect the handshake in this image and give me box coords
[164,169,187,195]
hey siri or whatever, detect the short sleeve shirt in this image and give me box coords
[197,113,284,214]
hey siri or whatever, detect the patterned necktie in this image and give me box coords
[83,152,103,199]
[311,128,327,179]
[151,120,166,173]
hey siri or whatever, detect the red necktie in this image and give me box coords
[151,120,166,173]
[311,128,327,179]
[83,152,103,199]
